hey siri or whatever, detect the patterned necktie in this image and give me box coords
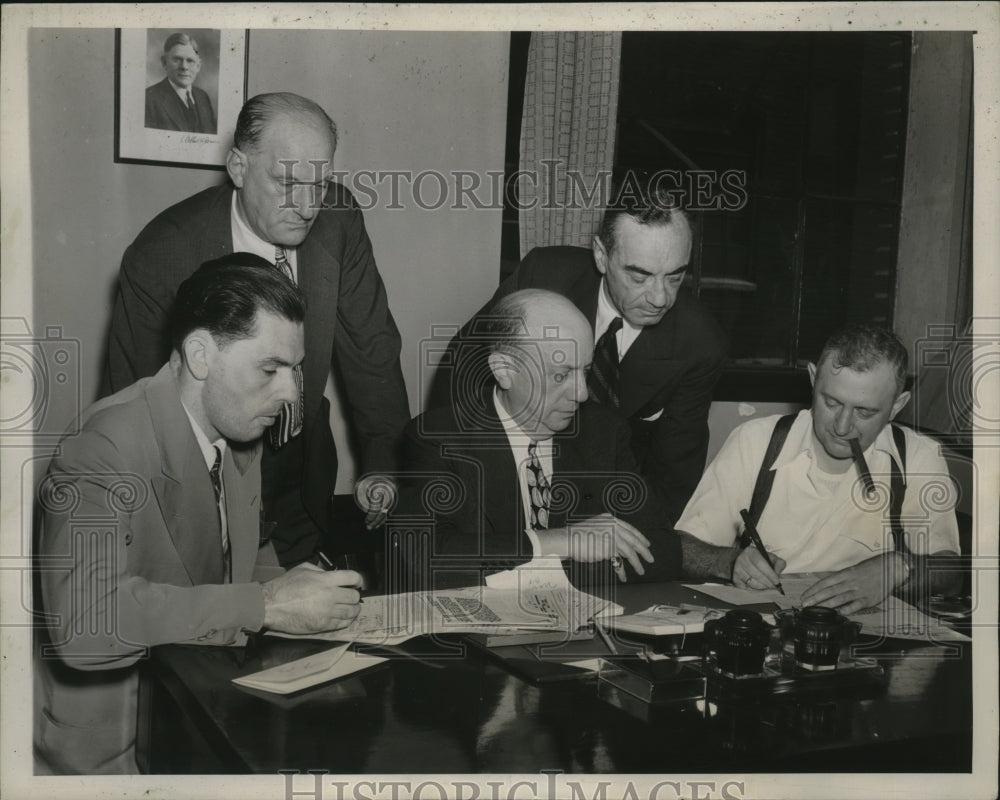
[210,446,231,583]
[267,247,304,449]
[587,316,623,407]
[526,441,551,530]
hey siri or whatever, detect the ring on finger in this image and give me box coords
[610,556,624,572]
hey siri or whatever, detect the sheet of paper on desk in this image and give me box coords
[685,579,970,642]
[232,644,387,695]
[269,584,620,645]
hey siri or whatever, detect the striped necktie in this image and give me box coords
[587,316,623,407]
[210,446,231,583]
[267,247,304,449]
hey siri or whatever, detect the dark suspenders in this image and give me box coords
[740,414,908,552]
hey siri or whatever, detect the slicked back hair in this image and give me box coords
[233,92,338,153]
[170,253,306,353]
[597,176,692,254]
[163,32,199,55]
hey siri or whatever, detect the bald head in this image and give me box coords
[487,289,593,439]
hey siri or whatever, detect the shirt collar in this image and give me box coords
[772,408,903,470]
[493,388,553,455]
[180,402,228,472]
[230,193,298,276]
[595,278,643,354]
[167,80,192,102]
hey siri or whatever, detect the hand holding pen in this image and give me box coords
[734,509,786,595]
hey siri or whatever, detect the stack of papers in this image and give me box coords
[271,566,621,647]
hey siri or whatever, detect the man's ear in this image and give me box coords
[488,351,515,390]
[226,147,247,188]
[592,235,609,275]
[889,390,911,420]
[807,362,817,387]
[181,331,214,381]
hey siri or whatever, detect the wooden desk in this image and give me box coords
[139,582,972,774]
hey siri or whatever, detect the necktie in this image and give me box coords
[210,446,231,583]
[587,316,623,407]
[526,441,551,530]
[267,247,304,449]
[185,90,194,109]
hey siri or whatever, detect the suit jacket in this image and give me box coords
[429,246,727,525]
[35,364,283,774]
[103,183,410,565]
[144,78,217,134]
[398,391,682,591]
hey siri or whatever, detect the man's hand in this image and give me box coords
[354,474,398,529]
[801,552,907,615]
[731,547,786,591]
[536,514,654,582]
[261,564,363,634]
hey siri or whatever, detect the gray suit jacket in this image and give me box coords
[35,364,282,774]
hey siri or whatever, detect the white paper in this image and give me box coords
[232,644,387,695]
[268,585,621,644]
[685,577,970,643]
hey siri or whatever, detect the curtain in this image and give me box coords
[518,32,622,257]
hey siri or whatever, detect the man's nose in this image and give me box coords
[279,368,301,404]
[647,281,668,308]
[575,370,589,403]
[833,407,853,436]
[297,189,319,220]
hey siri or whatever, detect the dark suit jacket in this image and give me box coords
[429,246,728,525]
[144,78,217,134]
[103,183,410,565]
[398,391,682,591]
[35,364,283,774]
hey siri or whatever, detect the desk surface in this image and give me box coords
[143,582,972,775]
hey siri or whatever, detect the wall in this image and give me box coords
[28,29,508,486]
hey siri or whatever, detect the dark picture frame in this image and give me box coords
[114,28,248,170]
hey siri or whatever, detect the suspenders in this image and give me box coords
[739,414,909,553]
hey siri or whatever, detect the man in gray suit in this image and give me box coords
[37,258,363,774]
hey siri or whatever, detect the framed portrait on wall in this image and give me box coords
[115,28,248,169]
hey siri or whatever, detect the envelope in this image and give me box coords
[232,644,387,695]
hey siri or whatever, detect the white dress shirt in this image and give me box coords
[231,193,299,281]
[180,403,229,548]
[676,409,960,573]
[594,278,642,359]
[493,389,560,558]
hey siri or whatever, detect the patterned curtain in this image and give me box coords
[518,32,622,257]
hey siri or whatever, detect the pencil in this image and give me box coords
[738,508,785,596]
[593,618,619,655]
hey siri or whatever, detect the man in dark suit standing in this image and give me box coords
[437,185,727,526]
[400,289,682,591]
[105,92,410,569]
[144,32,217,134]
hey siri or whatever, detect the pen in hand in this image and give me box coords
[316,550,365,600]
[738,508,785,596]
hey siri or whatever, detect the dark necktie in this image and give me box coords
[210,446,231,583]
[267,247,304,449]
[526,441,551,530]
[183,90,198,127]
[587,316,623,407]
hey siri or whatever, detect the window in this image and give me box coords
[503,32,911,401]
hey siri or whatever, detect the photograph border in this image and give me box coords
[113,27,249,170]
